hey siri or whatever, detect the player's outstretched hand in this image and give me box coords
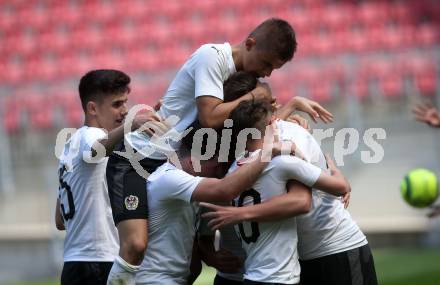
[200,202,243,230]
[136,114,172,138]
[289,97,333,124]
[132,110,162,133]
[428,205,440,218]
[210,248,243,274]
[412,102,440,127]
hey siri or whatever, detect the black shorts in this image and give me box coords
[61,261,112,285]
[243,279,299,285]
[244,279,296,285]
[214,275,243,285]
[106,141,166,225]
[299,244,378,285]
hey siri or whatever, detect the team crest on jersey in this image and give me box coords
[124,195,139,210]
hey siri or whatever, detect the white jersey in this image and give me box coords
[58,126,119,262]
[277,120,368,260]
[136,163,203,285]
[126,42,236,160]
[229,150,321,284]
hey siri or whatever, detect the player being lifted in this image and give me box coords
[55,70,151,285]
[105,18,332,285]
[203,74,378,285]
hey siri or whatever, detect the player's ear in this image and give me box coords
[86,101,98,116]
[245,37,257,51]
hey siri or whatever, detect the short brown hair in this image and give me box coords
[249,18,297,62]
[79,69,131,112]
[223,71,258,102]
[229,100,273,140]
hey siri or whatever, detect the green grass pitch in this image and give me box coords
[5,248,440,285]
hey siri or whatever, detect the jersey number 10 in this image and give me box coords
[235,189,261,244]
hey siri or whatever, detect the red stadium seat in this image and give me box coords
[59,95,83,127]
[50,3,83,27]
[357,2,388,28]
[416,24,438,47]
[3,97,21,133]
[348,79,369,100]
[415,70,437,96]
[310,80,332,102]
[39,28,71,54]
[380,74,403,98]
[2,61,26,84]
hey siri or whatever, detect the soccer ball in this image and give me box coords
[400,168,439,208]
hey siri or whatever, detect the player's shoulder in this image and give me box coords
[195,43,230,59]
[278,120,310,137]
[81,126,106,139]
[147,162,188,185]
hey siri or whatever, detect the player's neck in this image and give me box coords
[231,43,244,71]
[84,116,101,129]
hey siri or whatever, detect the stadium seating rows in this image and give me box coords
[0,0,439,131]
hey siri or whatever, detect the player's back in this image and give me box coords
[229,152,305,284]
[58,126,119,262]
[137,162,202,285]
[277,120,367,260]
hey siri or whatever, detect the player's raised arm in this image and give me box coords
[196,91,272,129]
[92,109,164,157]
[196,79,273,129]
[275,96,334,123]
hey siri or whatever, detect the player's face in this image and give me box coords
[242,43,287,78]
[95,92,128,132]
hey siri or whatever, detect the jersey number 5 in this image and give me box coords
[59,165,75,221]
[236,189,261,244]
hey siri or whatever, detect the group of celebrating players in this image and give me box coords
[56,18,378,285]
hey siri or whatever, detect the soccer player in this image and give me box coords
[55,70,151,285]
[106,17,332,284]
[202,81,378,285]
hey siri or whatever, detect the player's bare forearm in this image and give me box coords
[275,99,297,120]
[313,154,350,196]
[313,171,350,196]
[240,182,311,222]
[201,183,311,230]
[55,199,65,231]
[196,93,253,129]
[193,152,270,202]
[93,124,125,157]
